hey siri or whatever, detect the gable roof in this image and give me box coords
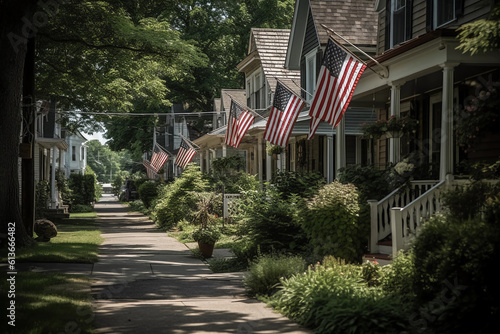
[238,28,301,96]
[220,89,246,111]
[286,0,378,70]
[310,0,378,47]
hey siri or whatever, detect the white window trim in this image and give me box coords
[305,49,317,103]
[433,0,456,29]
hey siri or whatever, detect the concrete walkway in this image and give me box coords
[92,194,311,334]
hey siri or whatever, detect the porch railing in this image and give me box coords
[368,180,439,253]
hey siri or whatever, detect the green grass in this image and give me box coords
[0,272,94,334]
[1,219,103,263]
[70,211,97,218]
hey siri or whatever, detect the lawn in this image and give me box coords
[4,218,103,263]
[0,272,94,334]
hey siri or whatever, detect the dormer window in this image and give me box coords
[433,0,457,28]
[305,49,317,103]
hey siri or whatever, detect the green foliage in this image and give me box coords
[442,181,500,220]
[244,253,306,297]
[35,180,50,219]
[211,155,245,174]
[361,260,383,287]
[270,257,408,333]
[153,164,209,229]
[192,226,221,244]
[207,257,247,273]
[55,169,72,206]
[381,251,417,303]
[234,188,308,260]
[270,170,325,199]
[138,181,159,208]
[69,174,97,206]
[301,181,364,263]
[338,164,391,201]
[209,156,259,194]
[410,214,500,333]
[70,204,94,214]
[457,2,500,55]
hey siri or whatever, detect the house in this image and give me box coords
[34,100,68,210]
[347,0,500,261]
[64,130,87,176]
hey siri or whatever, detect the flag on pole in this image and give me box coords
[150,143,169,173]
[308,38,366,139]
[264,81,305,147]
[224,99,255,148]
[175,138,196,169]
[142,158,156,179]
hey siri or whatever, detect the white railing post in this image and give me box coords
[368,199,379,253]
[391,207,403,258]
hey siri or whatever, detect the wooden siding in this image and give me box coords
[413,0,427,37]
[457,0,492,25]
[302,8,319,58]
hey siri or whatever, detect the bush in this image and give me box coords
[69,173,96,205]
[301,181,365,263]
[270,170,325,199]
[70,204,94,213]
[337,164,391,201]
[270,257,408,333]
[138,181,159,208]
[409,214,500,333]
[234,188,308,259]
[244,253,306,297]
[381,250,416,303]
[442,181,499,221]
[153,164,209,229]
[35,180,50,219]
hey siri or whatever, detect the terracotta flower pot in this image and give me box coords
[198,241,215,258]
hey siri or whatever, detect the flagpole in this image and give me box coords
[225,93,266,120]
[273,76,310,100]
[320,24,389,79]
[289,79,314,99]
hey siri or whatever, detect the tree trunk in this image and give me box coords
[0,1,37,248]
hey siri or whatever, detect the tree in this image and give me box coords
[457,1,500,55]
[0,0,206,247]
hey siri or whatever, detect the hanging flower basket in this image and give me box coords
[361,121,387,139]
[362,116,418,139]
[266,143,285,155]
[386,130,403,138]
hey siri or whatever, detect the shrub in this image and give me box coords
[337,164,391,201]
[138,181,159,208]
[69,173,96,205]
[35,180,50,219]
[270,258,408,333]
[70,204,94,213]
[244,253,305,297]
[381,250,416,303]
[270,170,325,199]
[153,164,209,229]
[301,181,365,263]
[234,188,308,259]
[361,260,383,287]
[410,214,500,333]
[442,180,499,220]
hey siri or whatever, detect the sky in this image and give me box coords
[84,131,107,145]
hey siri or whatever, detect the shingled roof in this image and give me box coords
[310,0,377,46]
[240,28,301,96]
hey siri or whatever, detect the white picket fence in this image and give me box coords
[223,193,241,220]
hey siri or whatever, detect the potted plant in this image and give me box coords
[361,120,387,139]
[266,143,285,155]
[385,115,418,138]
[192,225,221,258]
[191,192,222,258]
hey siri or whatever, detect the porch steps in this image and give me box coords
[362,239,393,266]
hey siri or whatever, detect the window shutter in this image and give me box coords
[455,0,464,17]
[384,0,391,50]
[406,0,413,41]
[425,0,433,31]
[300,57,306,99]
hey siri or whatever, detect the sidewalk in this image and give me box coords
[92,194,311,333]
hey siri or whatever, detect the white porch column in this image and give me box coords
[257,137,263,182]
[266,142,272,182]
[222,144,227,157]
[199,151,204,173]
[51,146,57,208]
[440,63,458,180]
[335,118,345,179]
[327,134,334,183]
[389,82,402,164]
[253,145,258,175]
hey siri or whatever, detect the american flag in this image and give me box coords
[142,158,156,179]
[175,138,196,169]
[224,99,255,148]
[150,143,169,173]
[308,39,366,139]
[264,81,305,147]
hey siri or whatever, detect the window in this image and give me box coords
[72,146,76,161]
[434,0,456,28]
[246,70,264,109]
[305,50,317,103]
[391,0,407,47]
